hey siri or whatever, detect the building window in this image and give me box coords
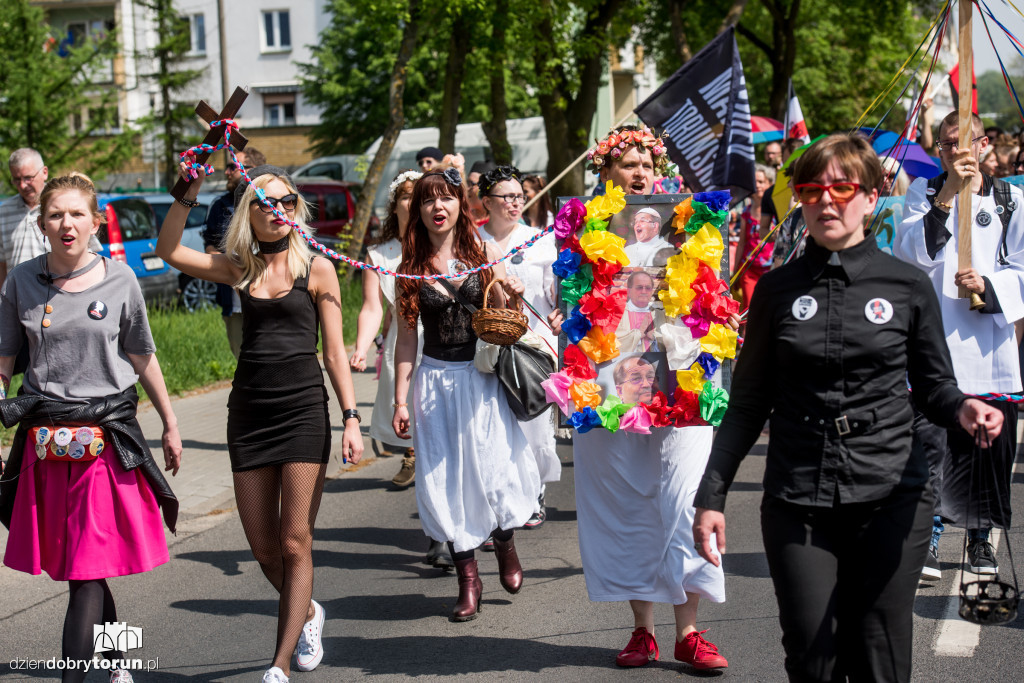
[187,14,206,55]
[264,93,296,126]
[261,10,291,51]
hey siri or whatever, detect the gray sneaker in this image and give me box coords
[967,540,999,575]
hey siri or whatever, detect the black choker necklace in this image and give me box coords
[258,235,290,254]
[38,254,103,285]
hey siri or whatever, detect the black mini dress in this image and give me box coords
[226,263,331,471]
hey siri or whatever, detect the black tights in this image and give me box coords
[233,462,327,673]
[448,528,513,562]
[63,579,121,683]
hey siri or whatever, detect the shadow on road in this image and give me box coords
[721,551,771,579]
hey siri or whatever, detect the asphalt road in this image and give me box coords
[1,435,1022,682]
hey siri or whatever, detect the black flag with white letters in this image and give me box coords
[635,27,755,202]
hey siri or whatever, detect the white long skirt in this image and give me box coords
[368,310,422,448]
[413,357,541,552]
[574,425,725,605]
[520,406,561,486]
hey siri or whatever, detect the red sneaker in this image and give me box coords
[615,627,659,667]
[675,629,728,669]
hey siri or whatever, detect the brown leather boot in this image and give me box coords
[451,557,482,622]
[493,536,523,594]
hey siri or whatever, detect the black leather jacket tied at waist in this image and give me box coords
[0,387,178,533]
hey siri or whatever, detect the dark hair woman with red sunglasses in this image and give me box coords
[692,133,1005,682]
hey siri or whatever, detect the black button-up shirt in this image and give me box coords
[695,235,965,511]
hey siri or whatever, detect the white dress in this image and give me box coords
[366,239,422,447]
[482,224,561,486]
[412,275,541,552]
[573,425,726,605]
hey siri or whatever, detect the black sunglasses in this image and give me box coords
[252,194,298,213]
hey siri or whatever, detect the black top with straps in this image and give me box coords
[419,273,483,362]
[238,264,320,362]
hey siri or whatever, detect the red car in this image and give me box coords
[295,178,378,253]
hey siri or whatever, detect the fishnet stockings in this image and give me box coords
[233,462,327,673]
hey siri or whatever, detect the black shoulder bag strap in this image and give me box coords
[436,278,478,313]
[991,178,1014,266]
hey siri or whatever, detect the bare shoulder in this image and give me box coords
[308,255,340,293]
[482,240,502,260]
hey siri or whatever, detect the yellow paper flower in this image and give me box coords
[664,252,700,285]
[676,365,707,394]
[673,197,694,233]
[585,181,627,221]
[569,380,603,410]
[681,224,725,271]
[700,323,739,362]
[659,282,696,318]
[578,325,621,363]
[580,229,629,266]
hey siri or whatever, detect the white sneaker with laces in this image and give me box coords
[262,666,289,683]
[295,599,325,671]
[109,670,134,683]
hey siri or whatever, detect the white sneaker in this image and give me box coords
[262,666,289,683]
[110,670,134,683]
[295,599,325,671]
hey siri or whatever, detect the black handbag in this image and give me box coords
[437,278,555,421]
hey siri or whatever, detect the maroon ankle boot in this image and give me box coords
[493,536,523,594]
[451,557,482,622]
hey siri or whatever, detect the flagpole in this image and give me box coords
[957,0,985,310]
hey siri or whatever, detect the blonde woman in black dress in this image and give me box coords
[157,164,363,683]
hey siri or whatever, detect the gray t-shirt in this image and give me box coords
[0,255,156,402]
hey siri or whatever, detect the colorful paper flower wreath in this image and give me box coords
[547,185,739,433]
[586,125,672,178]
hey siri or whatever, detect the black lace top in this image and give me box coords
[419,273,483,361]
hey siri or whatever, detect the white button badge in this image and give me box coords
[865,298,894,324]
[792,295,818,321]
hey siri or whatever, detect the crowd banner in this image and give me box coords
[634,27,755,202]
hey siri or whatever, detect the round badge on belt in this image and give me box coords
[87,301,108,320]
[36,427,52,446]
[68,443,86,460]
[54,428,73,447]
[977,210,992,227]
[792,295,818,321]
[35,444,47,460]
[865,298,894,324]
[75,427,95,445]
[90,439,105,457]
[53,444,69,457]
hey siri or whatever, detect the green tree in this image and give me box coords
[977,68,1024,131]
[135,0,206,189]
[0,0,136,187]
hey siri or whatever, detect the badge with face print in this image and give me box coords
[54,427,73,447]
[35,427,52,446]
[53,444,69,457]
[865,298,894,324]
[68,443,86,460]
[791,295,818,321]
[87,301,108,320]
[75,427,95,445]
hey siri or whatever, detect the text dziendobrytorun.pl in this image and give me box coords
[8,657,159,672]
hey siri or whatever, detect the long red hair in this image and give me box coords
[398,171,492,329]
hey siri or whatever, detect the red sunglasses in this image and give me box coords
[793,182,862,205]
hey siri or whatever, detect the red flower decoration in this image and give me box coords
[641,391,673,428]
[695,292,739,323]
[563,233,586,255]
[563,343,598,381]
[690,263,727,297]
[579,288,628,333]
[590,259,623,290]
[668,388,702,427]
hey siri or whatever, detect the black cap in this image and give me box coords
[469,160,496,175]
[233,164,294,209]
[415,146,444,162]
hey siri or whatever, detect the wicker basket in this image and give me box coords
[472,278,527,346]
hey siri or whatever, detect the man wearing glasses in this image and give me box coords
[623,207,674,267]
[0,148,49,284]
[896,111,1023,580]
[203,147,266,357]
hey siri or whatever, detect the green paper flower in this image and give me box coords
[584,218,609,233]
[699,382,730,426]
[596,395,633,432]
[560,264,594,306]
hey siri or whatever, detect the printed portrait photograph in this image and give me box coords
[596,352,668,406]
[608,203,680,268]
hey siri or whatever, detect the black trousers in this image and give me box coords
[938,400,1017,529]
[761,487,933,683]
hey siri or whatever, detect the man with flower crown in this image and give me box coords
[550,125,732,671]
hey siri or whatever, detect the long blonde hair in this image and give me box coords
[224,174,314,289]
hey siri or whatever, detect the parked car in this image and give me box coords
[293,154,363,183]
[142,192,221,312]
[96,195,177,304]
[295,177,377,254]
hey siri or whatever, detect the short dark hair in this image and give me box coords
[791,133,883,192]
[416,146,444,162]
[242,147,266,167]
[939,112,985,140]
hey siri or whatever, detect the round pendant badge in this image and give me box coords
[54,427,73,447]
[35,444,47,460]
[75,427,95,445]
[87,301,107,320]
[791,295,818,321]
[53,444,69,457]
[68,443,86,460]
[977,210,992,227]
[90,440,105,457]
[865,298,894,324]
[35,427,52,446]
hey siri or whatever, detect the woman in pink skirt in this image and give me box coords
[0,173,181,683]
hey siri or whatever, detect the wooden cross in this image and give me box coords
[957,4,985,310]
[170,86,250,200]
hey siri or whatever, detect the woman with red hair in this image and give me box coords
[392,169,541,622]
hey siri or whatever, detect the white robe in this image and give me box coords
[895,177,1024,393]
[625,235,675,267]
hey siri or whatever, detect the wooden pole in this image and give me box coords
[958,1,985,310]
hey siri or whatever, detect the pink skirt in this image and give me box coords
[3,439,169,581]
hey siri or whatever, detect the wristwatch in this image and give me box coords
[343,408,361,423]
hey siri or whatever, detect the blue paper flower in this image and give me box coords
[696,352,721,379]
[568,406,602,433]
[692,191,731,212]
[562,306,593,344]
[552,248,583,279]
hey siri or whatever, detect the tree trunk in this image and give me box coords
[480,4,511,164]
[718,0,750,33]
[438,11,469,153]
[668,0,692,65]
[347,0,421,260]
